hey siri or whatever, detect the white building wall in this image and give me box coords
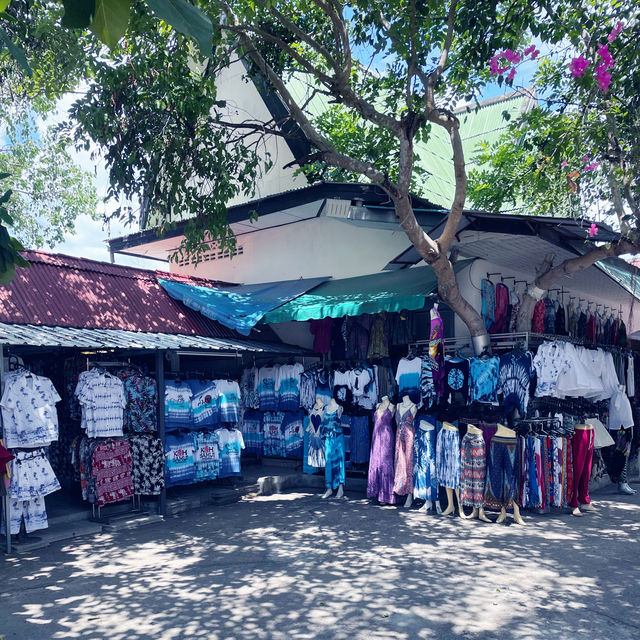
[175,217,412,283]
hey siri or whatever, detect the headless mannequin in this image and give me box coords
[494,423,526,525]
[374,396,395,505]
[322,398,345,500]
[572,423,595,516]
[463,424,491,523]
[440,422,464,519]
[396,395,417,508]
[417,419,442,514]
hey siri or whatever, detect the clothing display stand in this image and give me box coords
[1,344,10,554]
[156,350,167,517]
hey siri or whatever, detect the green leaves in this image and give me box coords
[91,0,131,49]
[0,181,29,286]
[0,0,10,12]
[145,0,213,56]
[0,25,31,75]
[61,0,96,29]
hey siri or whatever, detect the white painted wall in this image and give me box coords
[174,217,412,283]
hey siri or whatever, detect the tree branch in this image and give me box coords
[220,8,397,192]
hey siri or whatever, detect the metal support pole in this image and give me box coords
[1,344,10,554]
[156,350,167,517]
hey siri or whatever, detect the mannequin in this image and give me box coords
[321,398,345,499]
[367,396,396,505]
[461,424,491,523]
[415,419,441,514]
[436,422,464,518]
[393,396,417,507]
[570,422,595,516]
[490,424,526,525]
[304,397,325,473]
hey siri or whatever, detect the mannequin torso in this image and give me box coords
[442,421,458,432]
[397,395,417,417]
[466,423,482,435]
[495,423,516,438]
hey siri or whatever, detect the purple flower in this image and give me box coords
[503,49,522,64]
[588,223,598,237]
[507,67,516,83]
[489,55,500,76]
[530,48,540,60]
[524,45,536,56]
[595,63,612,91]
[582,156,590,163]
[584,162,599,172]
[597,43,615,69]
[561,161,568,166]
[569,56,590,77]
[607,21,623,43]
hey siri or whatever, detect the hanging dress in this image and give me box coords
[429,306,445,400]
[393,406,416,496]
[413,419,438,502]
[304,409,324,473]
[481,279,495,331]
[320,408,345,490]
[367,407,397,504]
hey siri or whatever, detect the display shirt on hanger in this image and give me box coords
[189,380,219,426]
[164,380,193,425]
[0,369,61,448]
[257,366,279,411]
[498,350,533,415]
[444,357,470,405]
[193,431,221,480]
[277,363,305,412]
[468,356,500,404]
[118,368,157,433]
[217,428,245,477]
[76,369,127,437]
[216,380,241,423]
[395,356,422,405]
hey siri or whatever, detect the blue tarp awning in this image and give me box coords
[159,276,329,336]
[262,260,473,323]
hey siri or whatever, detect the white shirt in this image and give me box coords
[1,369,61,447]
[76,369,126,437]
[608,386,634,430]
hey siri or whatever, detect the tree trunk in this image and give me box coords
[430,253,490,352]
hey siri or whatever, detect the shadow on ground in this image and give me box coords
[2,483,640,640]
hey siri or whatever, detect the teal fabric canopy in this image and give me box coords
[159,276,329,336]
[262,261,472,324]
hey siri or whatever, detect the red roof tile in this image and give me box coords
[0,250,238,337]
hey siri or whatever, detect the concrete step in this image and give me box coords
[6,520,103,553]
[101,512,164,532]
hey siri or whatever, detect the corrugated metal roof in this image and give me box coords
[0,322,305,353]
[0,251,243,338]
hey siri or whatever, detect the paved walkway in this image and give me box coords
[2,483,640,640]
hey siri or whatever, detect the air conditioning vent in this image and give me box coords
[176,244,244,267]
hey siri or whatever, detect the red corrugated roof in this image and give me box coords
[0,250,239,337]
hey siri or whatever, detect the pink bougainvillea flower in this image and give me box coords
[584,162,600,172]
[561,161,568,166]
[595,63,612,91]
[597,43,615,69]
[582,156,590,163]
[507,67,516,83]
[569,56,590,77]
[503,49,522,64]
[588,223,598,237]
[530,48,540,60]
[524,45,536,56]
[608,21,623,43]
[489,56,500,75]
